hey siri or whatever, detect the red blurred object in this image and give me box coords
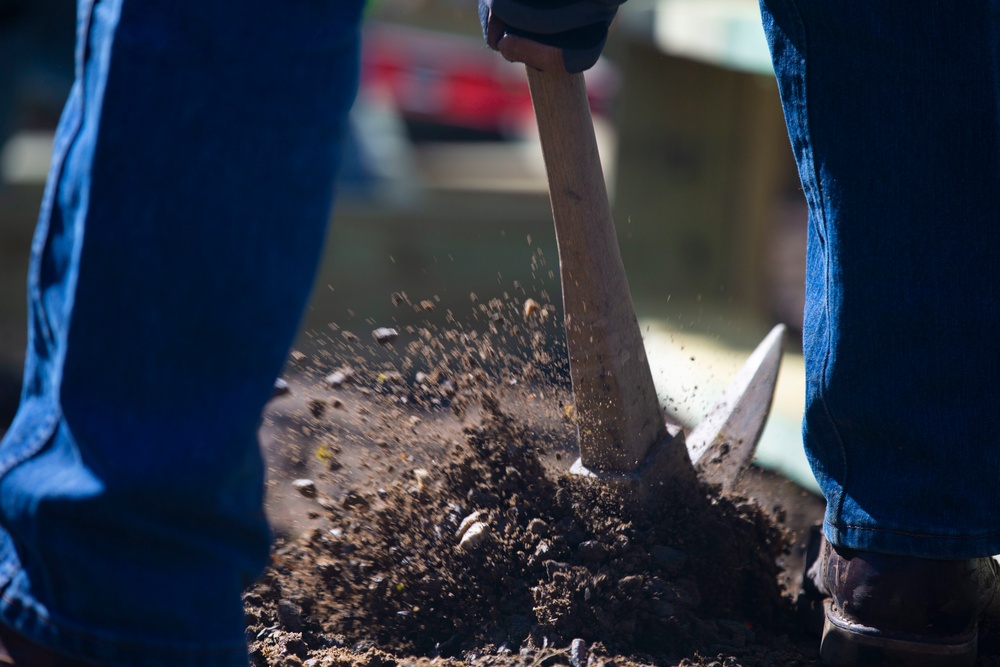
[360,22,619,137]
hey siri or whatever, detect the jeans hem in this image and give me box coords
[825,520,1000,560]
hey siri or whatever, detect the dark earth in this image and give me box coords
[250,292,835,667]
[5,286,1000,666]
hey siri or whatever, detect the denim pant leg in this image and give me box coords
[0,1,364,665]
[760,0,1000,559]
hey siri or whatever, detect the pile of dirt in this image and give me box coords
[246,295,823,667]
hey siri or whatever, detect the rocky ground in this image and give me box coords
[250,294,830,667]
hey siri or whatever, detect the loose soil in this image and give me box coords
[248,292,834,667]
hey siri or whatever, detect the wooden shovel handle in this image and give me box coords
[526,67,686,474]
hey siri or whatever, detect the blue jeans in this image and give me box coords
[0,0,363,664]
[761,0,1000,559]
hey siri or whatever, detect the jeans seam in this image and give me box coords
[28,0,98,351]
[0,0,103,649]
[0,410,59,480]
[773,0,850,525]
[829,522,1000,541]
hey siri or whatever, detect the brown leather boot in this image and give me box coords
[0,623,103,666]
[811,536,1000,666]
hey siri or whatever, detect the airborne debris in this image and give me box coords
[411,468,430,494]
[271,377,291,398]
[292,478,317,499]
[523,298,540,319]
[325,367,355,388]
[372,327,400,345]
[341,489,369,509]
[456,510,484,539]
[308,399,326,419]
[250,291,814,667]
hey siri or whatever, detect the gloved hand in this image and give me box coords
[479,0,625,74]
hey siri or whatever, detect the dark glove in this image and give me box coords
[479,0,624,73]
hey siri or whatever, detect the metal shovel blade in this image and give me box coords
[686,324,787,491]
[525,65,784,503]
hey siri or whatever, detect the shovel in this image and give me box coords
[525,67,785,502]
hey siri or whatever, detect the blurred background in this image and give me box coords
[0,0,815,488]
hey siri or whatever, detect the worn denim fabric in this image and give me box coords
[761,0,1000,559]
[0,0,364,664]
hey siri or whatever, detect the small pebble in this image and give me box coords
[456,511,483,538]
[325,368,354,388]
[378,371,404,385]
[543,560,569,577]
[292,479,317,499]
[342,490,369,509]
[412,468,429,494]
[276,599,302,631]
[457,521,488,551]
[271,378,291,398]
[528,518,549,537]
[372,327,399,345]
[308,399,326,419]
[569,638,588,667]
[523,298,540,318]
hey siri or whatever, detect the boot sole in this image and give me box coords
[820,600,978,667]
